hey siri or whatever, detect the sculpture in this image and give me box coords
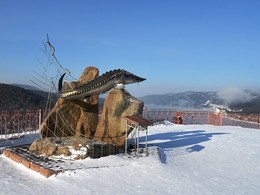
[59,69,145,100]
[40,67,99,139]
[30,66,146,158]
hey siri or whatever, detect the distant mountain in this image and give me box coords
[140,91,260,113]
[2,83,260,114]
[0,83,49,111]
[11,83,43,91]
[0,83,106,111]
[140,91,224,110]
[230,95,260,114]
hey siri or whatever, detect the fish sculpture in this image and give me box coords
[58,69,146,100]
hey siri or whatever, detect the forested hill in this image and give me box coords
[0,83,48,111]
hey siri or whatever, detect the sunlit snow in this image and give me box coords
[1,123,260,194]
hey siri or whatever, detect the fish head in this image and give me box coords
[117,70,146,85]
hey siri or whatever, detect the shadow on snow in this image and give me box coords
[139,130,228,164]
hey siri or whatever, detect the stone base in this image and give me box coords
[29,137,120,159]
[3,142,122,178]
[3,147,61,178]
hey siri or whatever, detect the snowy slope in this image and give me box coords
[0,124,260,195]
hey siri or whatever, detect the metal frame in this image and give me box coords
[122,115,151,158]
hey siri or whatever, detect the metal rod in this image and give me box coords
[134,127,137,153]
[5,118,7,139]
[137,126,140,159]
[125,122,128,155]
[39,109,42,130]
[146,127,148,156]
[18,116,20,137]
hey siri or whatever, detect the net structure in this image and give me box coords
[28,35,119,158]
[1,36,135,158]
[28,35,77,140]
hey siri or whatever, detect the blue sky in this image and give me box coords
[0,0,260,96]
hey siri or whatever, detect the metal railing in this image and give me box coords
[0,109,42,140]
[142,109,260,129]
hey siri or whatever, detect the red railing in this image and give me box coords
[142,109,260,129]
[0,109,43,139]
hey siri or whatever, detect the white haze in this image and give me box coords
[217,87,253,105]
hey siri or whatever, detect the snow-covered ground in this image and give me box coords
[0,132,40,150]
[1,123,260,195]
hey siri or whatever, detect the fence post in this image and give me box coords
[219,114,222,126]
[38,109,42,131]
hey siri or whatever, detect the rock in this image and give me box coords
[29,138,57,156]
[44,144,58,157]
[55,146,71,156]
[94,88,144,147]
[40,66,99,138]
[29,138,71,157]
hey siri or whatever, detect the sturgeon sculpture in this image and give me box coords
[58,69,146,100]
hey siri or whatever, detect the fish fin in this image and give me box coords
[58,73,66,92]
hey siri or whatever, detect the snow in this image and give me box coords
[0,132,40,150]
[1,124,260,195]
